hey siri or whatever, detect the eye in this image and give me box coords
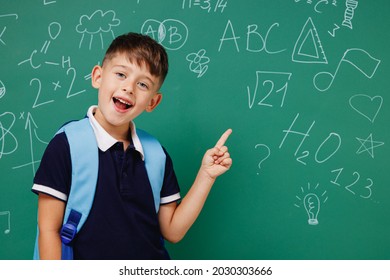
[137,81,149,90]
[116,72,126,79]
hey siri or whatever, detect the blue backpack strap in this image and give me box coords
[136,129,166,213]
[33,117,98,260]
[59,117,99,259]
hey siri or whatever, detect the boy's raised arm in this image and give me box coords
[159,129,232,243]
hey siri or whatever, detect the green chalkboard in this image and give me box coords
[1,0,389,260]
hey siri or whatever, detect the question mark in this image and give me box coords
[255,144,271,175]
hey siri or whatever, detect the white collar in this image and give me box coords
[87,106,145,160]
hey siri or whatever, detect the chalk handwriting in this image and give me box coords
[141,19,188,50]
[254,144,271,175]
[182,0,228,13]
[41,22,61,54]
[30,78,54,108]
[349,94,383,123]
[247,71,292,108]
[18,49,42,69]
[279,113,315,157]
[218,20,286,54]
[279,113,341,165]
[294,0,337,13]
[313,48,381,92]
[0,112,18,159]
[330,168,373,199]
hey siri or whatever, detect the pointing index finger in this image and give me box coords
[215,129,232,148]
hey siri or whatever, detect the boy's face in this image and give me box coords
[91,53,162,132]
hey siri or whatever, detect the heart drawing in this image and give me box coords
[348,94,383,123]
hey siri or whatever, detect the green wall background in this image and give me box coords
[0,0,389,259]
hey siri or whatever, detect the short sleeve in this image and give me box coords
[32,132,71,201]
[160,148,181,204]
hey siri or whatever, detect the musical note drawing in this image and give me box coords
[76,10,120,50]
[313,48,381,92]
[349,94,383,123]
[0,211,11,234]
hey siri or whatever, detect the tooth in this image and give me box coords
[116,98,130,105]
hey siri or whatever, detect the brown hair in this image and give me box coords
[103,32,169,84]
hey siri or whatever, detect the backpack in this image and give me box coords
[33,117,166,259]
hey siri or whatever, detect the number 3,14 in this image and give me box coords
[330,168,373,199]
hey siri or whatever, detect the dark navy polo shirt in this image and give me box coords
[32,107,181,260]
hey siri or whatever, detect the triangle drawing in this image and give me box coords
[292,17,328,64]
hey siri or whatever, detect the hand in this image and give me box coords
[201,129,232,179]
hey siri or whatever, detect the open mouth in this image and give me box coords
[113,97,133,110]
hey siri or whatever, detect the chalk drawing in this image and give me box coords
[12,113,48,175]
[342,0,358,29]
[294,183,328,226]
[349,94,383,123]
[186,49,210,78]
[0,80,5,99]
[292,17,328,64]
[0,13,18,46]
[313,48,381,92]
[76,10,120,50]
[328,24,340,37]
[355,133,384,159]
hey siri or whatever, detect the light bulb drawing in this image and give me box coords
[294,182,328,226]
[303,193,320,225]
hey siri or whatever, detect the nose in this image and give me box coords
[122,83,133,94]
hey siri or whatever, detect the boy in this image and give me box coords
[32,32,232,259]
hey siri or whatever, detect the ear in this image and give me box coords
[91,65,102,89]
[146,93,162,112]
